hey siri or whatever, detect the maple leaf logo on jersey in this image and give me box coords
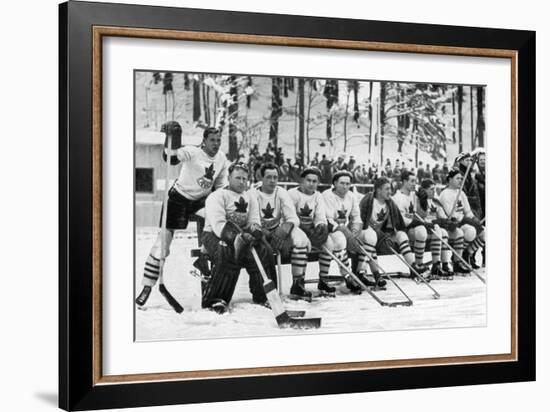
[204,164,215,180]
[234,197,248,213]
[337,208,347,220]
[197,164,216,190]
[262,202,275,219]
[457,200,463,208]
[429,205,438,214]
[299,203,313,218]
[408,202,415,214]
[376,208,387,222]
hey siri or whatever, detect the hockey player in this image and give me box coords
[455,152,482,219]
[201,162,277,313]
[323,171,385,293]
[252,163,310,300]
[436,169,484,273]
[391,171,429,275]
[359,177,419,276]
[135,125,228,307]
[416,179,454,278]
[287,168,332,298]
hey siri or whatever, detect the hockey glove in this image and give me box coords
[310,224,329,248]
[270,222,294,256]
[338,226,363,254]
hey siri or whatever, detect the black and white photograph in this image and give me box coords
[134,71,487,341]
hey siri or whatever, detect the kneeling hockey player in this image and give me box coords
[391,171,430,276]
[252,163,310,300]
[359,177,418,276]
[436,169,485,273]
[416,179,454,278]
[136,125,228,307]
[323,171,385,293]
[287,168,332,298]
[201,162,277,314]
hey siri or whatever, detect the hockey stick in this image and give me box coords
[321,247,395,307]
[355,244,413,307]
[449,157,475,218]
[250,247,321,329]
[157,133,184,313]
[276,253,283,297]
[228,222,321,329]
[413,213,486,285]
[387,246,440,299]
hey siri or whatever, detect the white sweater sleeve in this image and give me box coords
[246,190,261,228]
[314,194,328,227]
[205,192,227,238]
[176,146,193,162]
[279,189,300,227]
[349,195,363,232]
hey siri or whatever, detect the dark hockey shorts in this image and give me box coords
[159,187,206,230]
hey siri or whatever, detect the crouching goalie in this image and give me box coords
[201,162,277,314]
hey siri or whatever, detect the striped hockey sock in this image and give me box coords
[291,246,308,278]
[398,239,414,266]
[430,236,441,263]
[414,239,426,265]
[142,254,161,287]
[467,237,485,254]
[337,249,351,276]
[442,234,451,263]
[362,243,377,273]
[318,251,332,279]
[450,236,464,259]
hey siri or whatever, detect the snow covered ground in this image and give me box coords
[135,228,486,342]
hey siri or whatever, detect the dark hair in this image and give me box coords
[260,162,279,177]
[332,171,353,184]
[446,169,461,182]
[401,170,415,183]
[301,167,321,179]
[203,127,220,139]
[421,178,435,189]
[228,161,249,174]
[374,177,391,193]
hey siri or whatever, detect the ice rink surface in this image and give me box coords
[135,229,486,341]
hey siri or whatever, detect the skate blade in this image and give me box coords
[189,269,209,283]
[288,294,313,303]
[370,286,387,291]
[316,290,336,298]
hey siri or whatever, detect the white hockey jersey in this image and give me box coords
[173,145,228,200]
[287,187,327,229]
[203,188,260,238]
[392,190,416,226]
[416,197,440,223]
[322,189,362,232]
[252,186,300,230]
[437,188,473,221]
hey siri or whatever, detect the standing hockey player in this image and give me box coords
[436,169,484,273]
[323,171,385,293]
[416,179,454,278]
[252,163,310,301]
[287,168,332,298]
[359,177,418,276]
[135,125,228,307]
[391,171,429,275]
[201,162,278,313]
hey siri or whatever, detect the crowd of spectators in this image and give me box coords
[241,144,450,188]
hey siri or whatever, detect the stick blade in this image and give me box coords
[159,284,184,313]
[277,312,321,329]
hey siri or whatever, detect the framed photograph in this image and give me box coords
[59,1,535,410]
